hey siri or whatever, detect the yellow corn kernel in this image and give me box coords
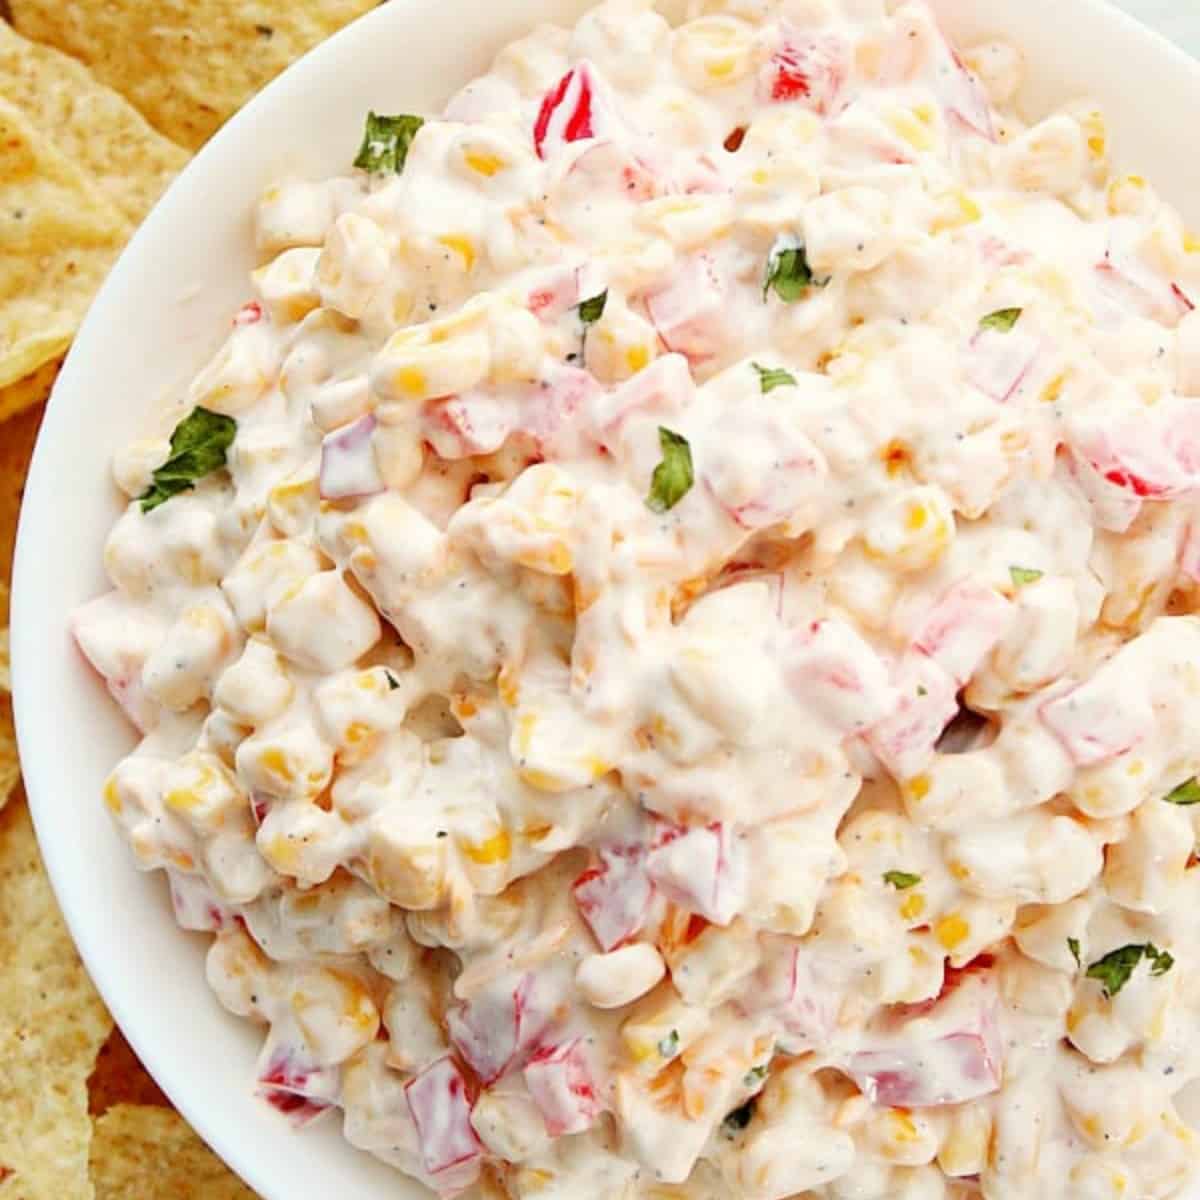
[393,365,427,396]
[497,664,520,707]
[888,109,935,152]
[938,1112,991,1177]
[263,835,300,872]
[948,861,970,882]
[165,848,195,872]
[904,774,931,803]
[260,747,295,784]
[516,712,537,755]
[583,755,611,780]
[1041,372,1068,404]
[438,234,476,272]
[900,892,926,921]
[932,191,982,234]
[890,1109,919,1143]
[103,777,122,814]
[1107,174,1146,215]
[517,541,572,575]
[462,829,511,865]
[936,914,970,950]
[626,345,650,374]
[1184,231,1200,255]
[905,502,928,532]
[465,151,505,177]
[518,767,563,792]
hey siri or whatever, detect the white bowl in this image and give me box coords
[12,0,1200,1196]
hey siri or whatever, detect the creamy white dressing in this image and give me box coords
[73,1,1200,1197]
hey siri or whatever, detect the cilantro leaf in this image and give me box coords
[1068,937,1082,968]
[354,112,424,175]
[752,362,797,394]
[1148,943,1175,977]
[723,1099,756,1133]
[1086,943,1174,998]
[763,239,825,303]
[743,1065,768,1088]
[646,427,694,514]
[577,290,608,325]
[1162,777,1200,806]
[385,671,401,691]
[979,307,1023,333]
[140,407,237,513]
[883,870,921,890]
[657,1030,680,1059]
[1010,565,1043,587]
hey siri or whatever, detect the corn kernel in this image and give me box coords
[462,829,512,865]
[936,914,970,950]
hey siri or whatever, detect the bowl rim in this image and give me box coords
[11,0,1200,1195]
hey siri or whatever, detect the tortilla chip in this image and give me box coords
[0,355,59,427]
[0,401,45,584]
[10,0,381,151]
[0,792,113,1196]
[0,98,130,388]
[88,1027,170,1117]
[0,688,14,813]
[89,1105,258,1199]
[0,23,188,227]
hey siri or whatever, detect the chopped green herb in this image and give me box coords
[743,1065,769,1088]
[385,671,401,691]
[763,239,825,303]
[1068,937,1082,968]
[1086,943,1174,998]
[751,362,797,394]
[140,407,237,513]
[979,307,1023,333]
[723,1099,756,1133]
[577,290,608,325]
[1009,565,1043,587]
[646,427,694,514]
[1163,777,1200,806]
[916,685,928,697]
[1148,943,1175,977]
[883,870,921,890]
[657,1030,680,1059]
[354,112,424,175]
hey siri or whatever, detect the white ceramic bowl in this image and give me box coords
[12,1,1200,1195]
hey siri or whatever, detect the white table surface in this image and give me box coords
[1114,0,1200,57]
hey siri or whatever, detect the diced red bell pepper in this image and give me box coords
[534,62,619,159]
[644,820,745,927]
[523,1038,604,1136]
[446,972,551,1085]
[645,255,728,364]
[234,300,263,326]
[912,580,1014,688]
[760,32,849,114]
[167,869,234,932]
[782,619,897,736]
[846,977,1003,1108]
[573,843,654,951]
[404,1057,483,1177]
[866,654,959,780]
[257,1039,339,1127]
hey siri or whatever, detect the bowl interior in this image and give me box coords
[12,0,1200,1196]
